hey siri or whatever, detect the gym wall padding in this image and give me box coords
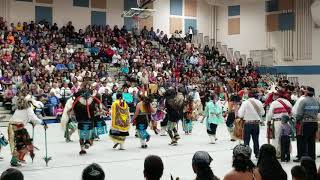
[35,6,52,24]
[278,0,294,11]
[91,0,107,9]
[170,0,183,16]
[91,11,106,26]
[228,5,240,17]
[228,18,240,35]
[36,0,53,4]
[184,18,197,33]
[73,0,89,7]
[184,0,197,17]
[170,17,183,33]
[266,13,279,32]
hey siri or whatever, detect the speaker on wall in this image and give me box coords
[311,0,320,28]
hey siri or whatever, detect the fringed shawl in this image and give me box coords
[111,100,130,132]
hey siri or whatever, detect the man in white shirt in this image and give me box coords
[45,62,55,74]
[266,90,293,158]
[238,91,265,158]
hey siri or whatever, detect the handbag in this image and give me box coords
[233,118,244,140]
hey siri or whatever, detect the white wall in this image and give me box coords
[9,0,35,24]
[53,0,90,30]
[107,0,124,28]
[153,0,170,35]
[197,0,211,37]
[216,1,267,55]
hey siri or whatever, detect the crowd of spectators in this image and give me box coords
[0,16,301,118]
[1,144,320,180]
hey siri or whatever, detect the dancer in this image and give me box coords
[132,95,156,148]
[204,94,223,144]
[183,95,195,135]
[156,87,167,136]
[226,93,238,141]
[0,130,8,160]
[109,93,131,150]
[8,97,45,166]
[70,82,102,155]
[61,97,77,142]
[166,87,185,146]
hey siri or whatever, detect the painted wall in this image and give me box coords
[216,1,267,55]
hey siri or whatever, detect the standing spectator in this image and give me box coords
[238,91,265,158]
[295,87,320,161]
[82,163,105,180]
[257,144,287,180]
[224,144,261,180]
[188,26,193,42]
[144,155,164,180]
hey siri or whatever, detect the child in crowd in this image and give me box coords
[45,92,60,116]
[55,102,64,120]
[280,115,292,162]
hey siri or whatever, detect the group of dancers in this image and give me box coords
[1,81,239,166]
[4,80,315,167]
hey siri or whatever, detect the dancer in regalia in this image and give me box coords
[204,94,223,144]
[166,87,185,146]
[132,95,156,148]
[8,97,45,166]
[70,82,102,155]
[109,93,131,150]
[183,95,195,135]
[61,97,77,142]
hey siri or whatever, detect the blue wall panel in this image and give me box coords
[258,66,320,75]
[91,11,106,26]
[73,0,89,7]
[279,12,295,31]
[124,17,137,31]
[170,0,183,16]
[266,0,279,12]
[35,6,52,24]
[185,19,197,34]
[228,5,240,17]
[124,0,138,11]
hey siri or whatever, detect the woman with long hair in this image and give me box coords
[132,94,156,148]
[109,93,131,150]
[8,97,45,166]
[204,94,224,144]
[257,144,287,180]
[192,151,219,180]
[224,144,261,180]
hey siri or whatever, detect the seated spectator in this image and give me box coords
[257,144,287,180]
[144,155,164,180]
[300,156,317,180]
[82,163,105,180]
[192,151,219,180]
[224,144,261,180]
[291,165,307,180]
[0,168,24,180]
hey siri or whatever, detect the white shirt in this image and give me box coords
[238,98,265,121]
[60,87,72,98]
[10,107,42,125]
[292,96,305,116]
[189,91,201,101]
[45,65,55,74]
[266,98,292,122]
[50,87,61,99]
